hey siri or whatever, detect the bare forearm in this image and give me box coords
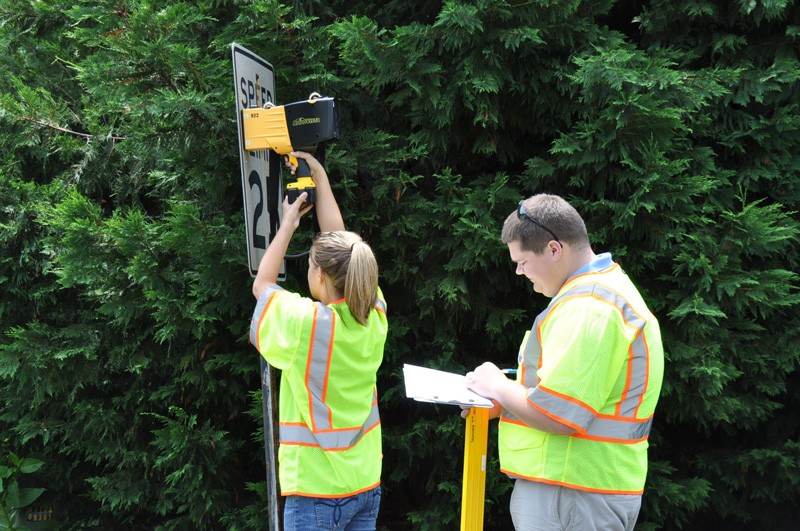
[312,167,344,232]
[467,362,575,435]
[252,223,294,299]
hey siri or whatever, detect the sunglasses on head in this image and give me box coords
[517,201,560,243]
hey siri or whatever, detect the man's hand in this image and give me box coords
[461,363,507,420]
[460,400,502,420]
[466,362,577,435]
[465,362,507,400]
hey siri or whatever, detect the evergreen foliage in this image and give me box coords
[1,452,46,528]
[1,0,799,529]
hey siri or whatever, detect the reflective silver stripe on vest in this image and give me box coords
[374,297,387,313]
[250,284,284,348]
[307,302,335,431]
[508,282,654,442]
[281,301,380,450]
[522,318,544,385]
[280,389,381,450]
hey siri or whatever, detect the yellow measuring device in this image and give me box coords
[460,407,489,530]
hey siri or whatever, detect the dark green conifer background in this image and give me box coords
[1,1,798,529]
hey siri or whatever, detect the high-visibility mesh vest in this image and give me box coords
[250,284,388,497]
[498,254,664,494]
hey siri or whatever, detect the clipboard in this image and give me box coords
[402,364,494,408]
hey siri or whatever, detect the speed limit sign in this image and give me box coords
[231,43,284,279]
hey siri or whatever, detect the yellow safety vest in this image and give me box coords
[250,285,388,497]
[498,256,664,494]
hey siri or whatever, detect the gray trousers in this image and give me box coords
[509,479,641,531]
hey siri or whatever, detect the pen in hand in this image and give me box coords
[501,368,517,375]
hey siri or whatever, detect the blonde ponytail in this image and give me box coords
[344,241,379,325]
[311,232,379,325]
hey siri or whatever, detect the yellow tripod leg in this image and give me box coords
[460,407,489,531]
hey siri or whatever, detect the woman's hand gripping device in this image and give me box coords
[241,92,339,203]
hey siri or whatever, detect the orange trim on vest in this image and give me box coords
[283,480,381,499]
[617,344,634,416]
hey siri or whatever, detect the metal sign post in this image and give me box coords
[461,407,489,531]
[259,357,282,531]
[232,42,283,531]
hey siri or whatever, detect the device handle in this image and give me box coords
[287,154,312,179]
[295,158,311,178]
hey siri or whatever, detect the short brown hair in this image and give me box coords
[501,194,590,253]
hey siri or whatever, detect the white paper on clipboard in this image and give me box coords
[402,364,494,408]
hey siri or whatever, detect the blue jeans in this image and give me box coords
[283,485,381,531]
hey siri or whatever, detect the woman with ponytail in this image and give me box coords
[250,151,387,530]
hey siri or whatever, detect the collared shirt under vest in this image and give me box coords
[498,253,664,494]
[251,284,388,498]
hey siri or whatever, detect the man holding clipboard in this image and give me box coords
[464,194,664,531]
